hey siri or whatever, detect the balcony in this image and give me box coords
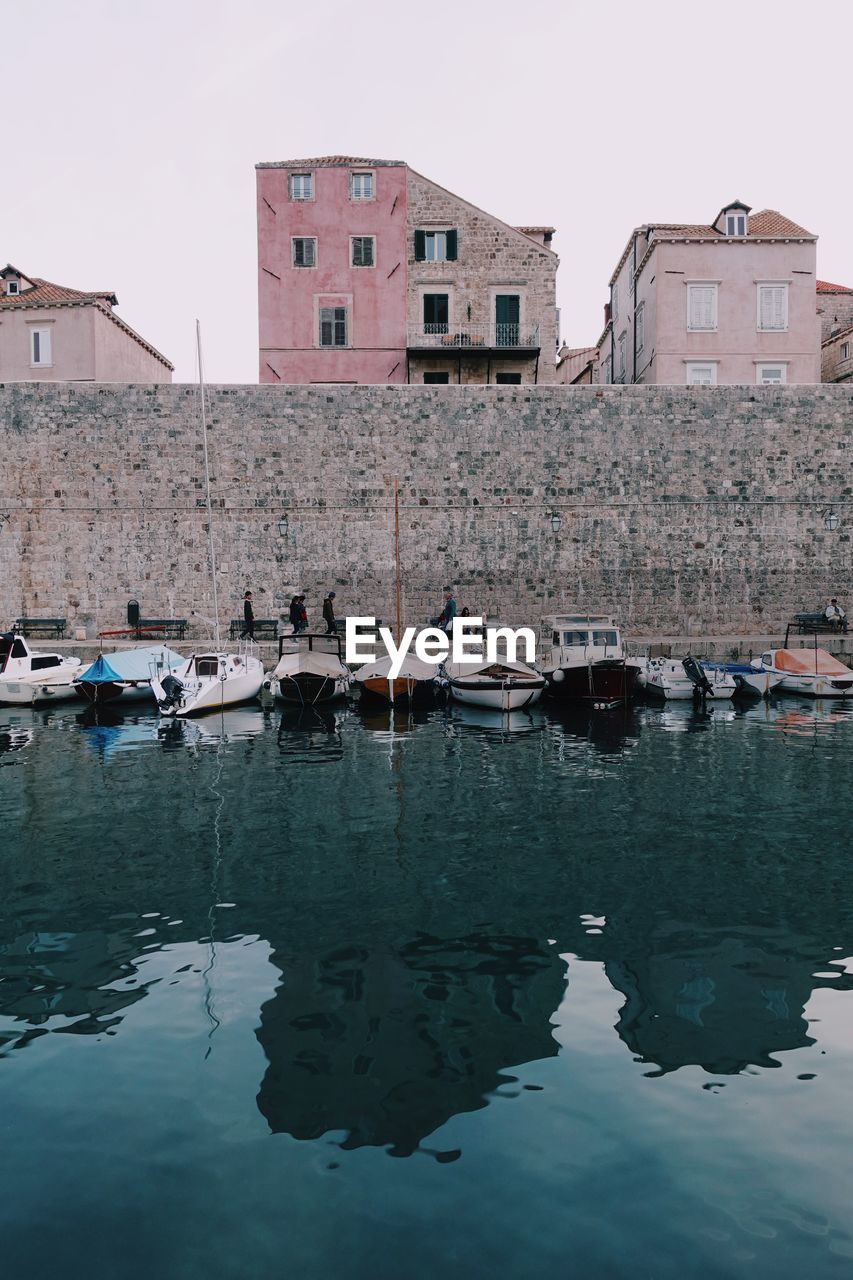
[406,323,541,354]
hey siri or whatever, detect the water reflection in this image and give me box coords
[447,703,545,740]
[255,931,562,1157]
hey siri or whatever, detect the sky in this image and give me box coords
[6,0,851,383]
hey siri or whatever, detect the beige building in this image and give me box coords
[555,344,597,384]
[596,202,821,386]
[817,278,853,383]
[0,264,172,382]
[821,323,853,383]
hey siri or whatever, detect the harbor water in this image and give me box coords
[1,696,852,1278]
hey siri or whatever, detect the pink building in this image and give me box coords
[0,264,172,382]
[256,156,558,385]
[596,202,821,386]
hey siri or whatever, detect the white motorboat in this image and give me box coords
[702,661,784,699]
[641,657,736,701]
[151,650,265,718]
[0,630,81,705]
[74,645,184,703]
[442,658,544,711]
[752,647,853,698]
[265,633,352,705]
[538,614,639,707]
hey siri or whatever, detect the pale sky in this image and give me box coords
[6,0,851,382]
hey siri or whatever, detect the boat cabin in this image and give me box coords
[540,614,624,660]
[1,631,65,675]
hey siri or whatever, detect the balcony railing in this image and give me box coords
[407,323,541,350]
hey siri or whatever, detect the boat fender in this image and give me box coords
[552,669,565,683]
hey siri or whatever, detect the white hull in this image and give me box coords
[0,671,80,705]
[778,674,853,698]
[642,660,736,701]
[449,680,543,711]
[151,653,265,718]
[734,670,784,698]
[268,673,351,704]
[753,648,853,699]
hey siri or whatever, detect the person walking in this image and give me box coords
[322,591,337,635]
[289,594,302,635]
[296,595,309,634]
[432,587,457,634]
[240,590,255,640]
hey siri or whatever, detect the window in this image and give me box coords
[424,372,450,384]
[687,284,717,330]
[350,171,374,200]
[758,283,788,331]
[841,342,851,361]
[686,362,717,385]
[601,355,611,384]
[423,293,449,334]
[319,307,347,347]
[496,295,520,346]
[414,229,458,262]
[592,630,619,647]
[495,372,522,384]
[611,283,619,323]
[31,327,52,366]
[756,364,786,384]
[292,237,316,267]
[726,212,747,236]
[6,279,19,295]
[635,303,645,353]
[289,172,313,200]
[618,331,627,378]
[351,236,374,267]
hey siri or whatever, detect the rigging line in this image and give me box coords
[196,320,221,649]
[201,711,227,1057]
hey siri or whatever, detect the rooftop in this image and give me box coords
[817,279,853,295]
[256,155,405,169]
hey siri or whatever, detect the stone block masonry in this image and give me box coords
[0,383,850,638]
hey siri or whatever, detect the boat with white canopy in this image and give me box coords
[265,633,352,705]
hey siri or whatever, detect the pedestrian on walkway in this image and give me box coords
[240,590,255,640]
[323,591,337,635]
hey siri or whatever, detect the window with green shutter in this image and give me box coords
[319,307,348,347]
[351,236,374,267]
[414,230,426,261]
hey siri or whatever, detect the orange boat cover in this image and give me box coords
[774,648,853,675]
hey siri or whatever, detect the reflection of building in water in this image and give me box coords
[255,931,564,1156]
[605,923,853,1075]
[0,930,149,1052]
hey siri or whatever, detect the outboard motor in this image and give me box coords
[682,655,714,700]
[158,673,185,711]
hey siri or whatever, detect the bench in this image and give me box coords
[229,618,279,640]
[791,612,842,634]
[14,617,66,639]
[135,618,188,640]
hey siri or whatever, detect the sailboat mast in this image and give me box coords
[394,476,401,645]
[197,320,221,649]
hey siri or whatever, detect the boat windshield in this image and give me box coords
[561,630,590,647]
[592,630,619,647]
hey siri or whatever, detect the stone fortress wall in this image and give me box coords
[0,382,850,638]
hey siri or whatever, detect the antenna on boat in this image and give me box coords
[394,474,402,646]
[196,319,221,649]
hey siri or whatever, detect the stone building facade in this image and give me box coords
[0,384,849,640]
[0,264,173,383]
[256,157,558,385]
[821,325,853,383]
[816,279,853,344]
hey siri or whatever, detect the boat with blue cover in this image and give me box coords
[74,646,184,704]
[701,661,784,699]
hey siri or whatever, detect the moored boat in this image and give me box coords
[702,661,784,699]
[752,647,853,698]
[538,614,639,708]
[265,633,351,705]
[74,645,184,703]
[0,630,81,705]
[641,658,736,701]
[354,653,437,706]
[151,650,265,717]
[442,658,544,711]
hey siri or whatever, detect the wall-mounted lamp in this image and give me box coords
[824,510,840,532]
[277,514,289,538]
[550,512,562,534]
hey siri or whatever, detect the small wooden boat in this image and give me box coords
[443,659,544,711]
[0,630,81,705]
[265,633,351,705]
[74,645,184,703]
[354,653,437,705]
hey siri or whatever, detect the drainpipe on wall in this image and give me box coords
[632,231,638,385]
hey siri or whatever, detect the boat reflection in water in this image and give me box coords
[545,701,642,756]
[276,705,348,763]
[447,702,545,740]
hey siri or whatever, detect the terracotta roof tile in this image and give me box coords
[0,276,117,307]
[817,279,853,294]
[748,209,815,238]
[256,156,404,169]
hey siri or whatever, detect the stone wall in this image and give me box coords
[0,382,850,638]
[817,289,853,344]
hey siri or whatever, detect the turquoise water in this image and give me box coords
[1,696,852,1278]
